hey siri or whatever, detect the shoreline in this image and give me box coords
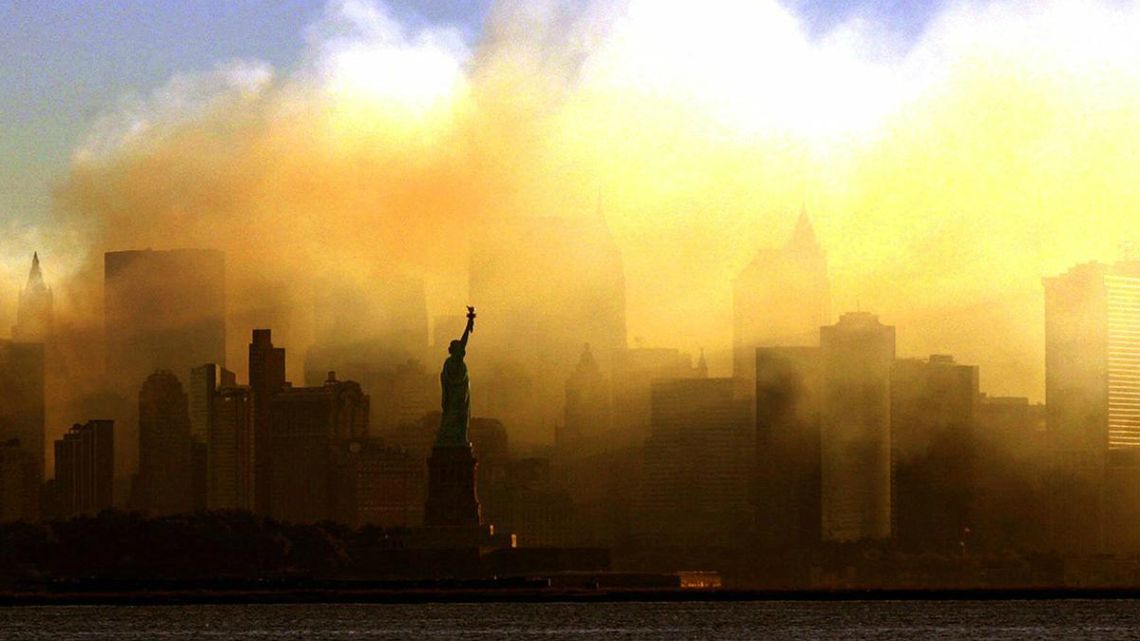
[5,586,1140,607]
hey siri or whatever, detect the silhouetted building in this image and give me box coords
[188,364,235,511]
[469,215,627,444]
[610,347,705,448]
[890,355,978,552]
[0,340,45,506]
[633,378,752,548]
[734,210,830,399]
[755,346,822,550]
[820,312,895,542]
[104,249,225,474]
[50,420,114,518]
[208,384,254,510]
[974,395,1049,551]
[137,370,192,515]
[1044,261,1140,553]
[0,439,38,522]
[268,372,369,523]
[332,438,424,528]
[249,329,287,515]
[12,253,53,343]
[558,344,612,456]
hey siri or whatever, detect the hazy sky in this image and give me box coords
[0,0,938,229]
[4,0,1140,402]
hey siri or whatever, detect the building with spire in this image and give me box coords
[733,209,831,399]
[12,252,53,342]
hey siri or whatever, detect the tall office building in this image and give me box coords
[50,420,114,518]
[610,347,705,448]
[137,370,193,515]
[890,355,978,551]
[1044,260,1140,553]
[188,364,235,510]
[734,210,830,399]
[12,253,53,342]
[332,437,424,528]
[820,312,895,542]
[633,378,752,548]
[208,384,254,510]
[558,344,612,456]
[0,340,45,506]
[104,249,225,474]
[249,329,287,514]
[268,372,369,523]
[0,439,38,522]
[754,346,822,550]
[469,215,627,443]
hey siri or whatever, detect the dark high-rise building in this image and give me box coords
[208,384,254,511]
[249,329,287,515]
[734,210,830,399]
[12,253,53,343]
[890,355,978,552]
[268,372,369,523]
[137,370,193,515]
[188,364,235,511]
[820,312,895,542]
[51,420,114,518]
[633,378,752,548]
[610,347,705,448]
[0,340,45,506]
[558,344,612,456]
[0,439,38,522]
[469,215,627,444]
[754,346,822,550]
[104,249,225,474]
[1044,260,1140,553]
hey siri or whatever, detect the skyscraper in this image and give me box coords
[104,249,225,474]
[734,209,830,399]
[249,329,287,515]
[0,438,38,522]
[558,344,612,456]
[50,420,114,518]
[0,340,45,505]
[268,372,369,523]
[633,378,752,548]
[12,252,53,342]
[890,355,978,551]
[1044,260,1140,553]
[820,312,895,542]
[137,370,193,515]
[754,346,822,550]
[208,384,254,511]
[188,364,235,511]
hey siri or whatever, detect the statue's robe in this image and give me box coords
[438,354,470,446]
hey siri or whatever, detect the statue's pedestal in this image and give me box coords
[425,443,481,528]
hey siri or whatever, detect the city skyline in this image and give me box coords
[4,0,1140,406]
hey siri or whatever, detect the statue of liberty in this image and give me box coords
[437,306,476,447]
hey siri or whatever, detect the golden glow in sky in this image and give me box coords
[6,0,1140,400]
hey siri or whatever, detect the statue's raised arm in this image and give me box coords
[459,305,475,350]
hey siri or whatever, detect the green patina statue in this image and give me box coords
[437,306,476,447]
